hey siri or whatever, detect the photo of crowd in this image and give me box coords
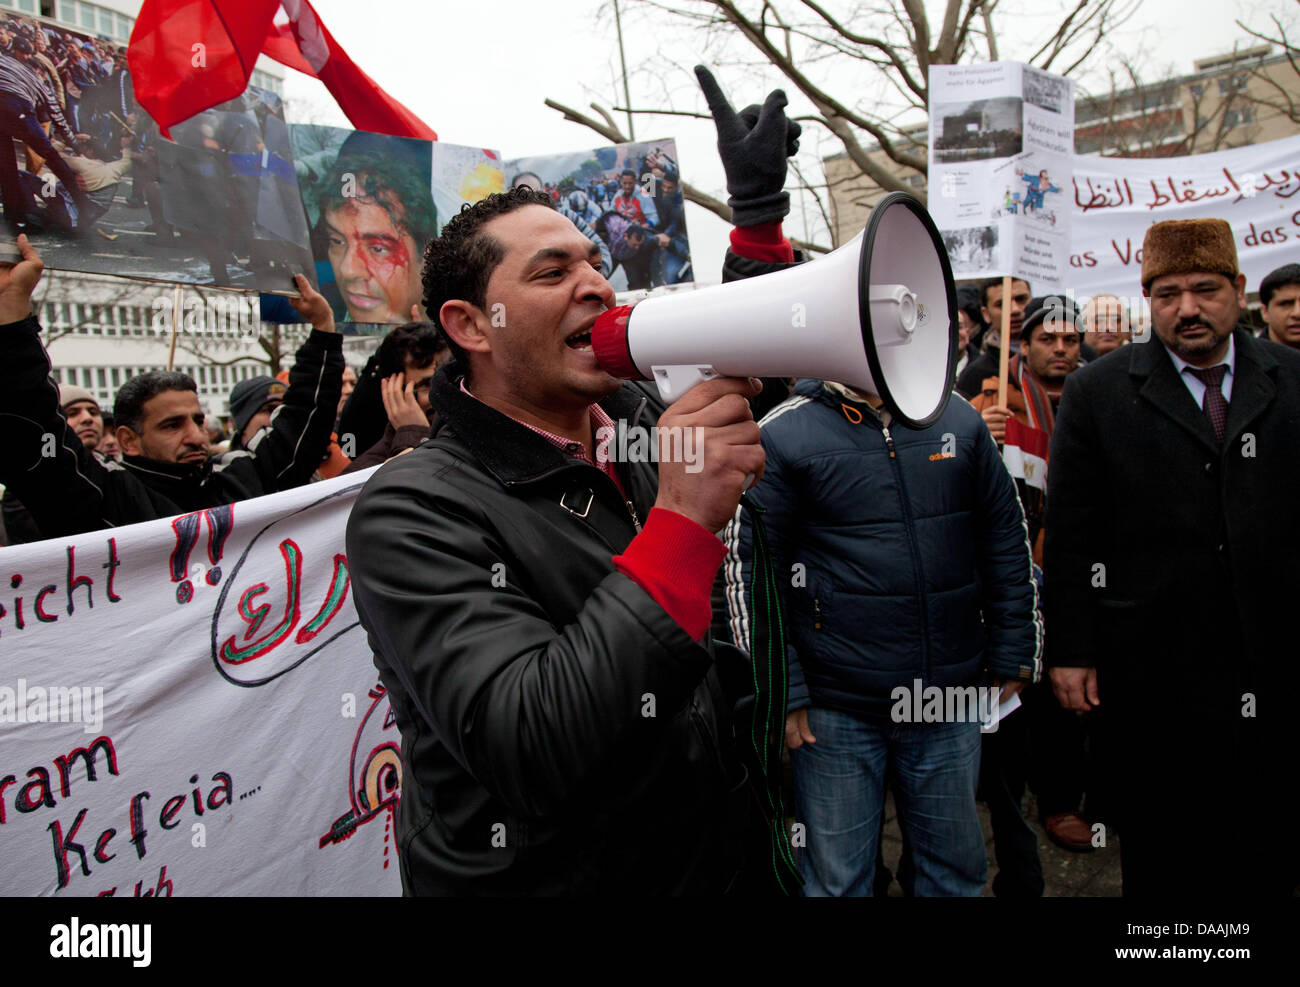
[505,139,693,293]
[2,10,314,292]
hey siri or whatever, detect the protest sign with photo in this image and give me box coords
[505,139,694,294]
[288,123,502,332]
[4,9,314,294]
[0,470,401,897]
[928,62,1074,290]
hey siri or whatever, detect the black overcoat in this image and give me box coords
[1044,329,1300,893]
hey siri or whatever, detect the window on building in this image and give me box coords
[79,1,94,29]
[50,368,61,383]
[1218,73,1248,96]
[1224,107,1253,129]
[220,365,230,385]
[96,368,106,389]
[110,367,120,388]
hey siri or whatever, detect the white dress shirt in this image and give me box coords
[1165,333,1235,408]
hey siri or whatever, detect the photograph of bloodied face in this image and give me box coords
[289,124,436,327]
[0,10,314,292]
[505,139,693,294]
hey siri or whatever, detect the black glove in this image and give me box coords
[695,64,801,227]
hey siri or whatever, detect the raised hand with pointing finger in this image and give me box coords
[694,65,801,228]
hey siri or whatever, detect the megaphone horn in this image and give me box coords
[591,191,958,430]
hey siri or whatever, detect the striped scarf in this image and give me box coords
[1013,354,1055,438]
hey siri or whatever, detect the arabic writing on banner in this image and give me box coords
[0,472,401,897]
[1068,133,1300,302]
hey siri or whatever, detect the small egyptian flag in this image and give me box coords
[1001,416,1049,493]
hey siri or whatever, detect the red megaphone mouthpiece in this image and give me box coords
[590,305,645,380]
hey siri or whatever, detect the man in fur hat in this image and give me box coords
[1044,218,1300,896]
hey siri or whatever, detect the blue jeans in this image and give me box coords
[792,706,986,896]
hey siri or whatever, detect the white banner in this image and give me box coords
[928,62,1075,290]
[1070,134,1300,303]
[0,471,402,897]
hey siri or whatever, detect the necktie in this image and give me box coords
[1187,365,1228,442]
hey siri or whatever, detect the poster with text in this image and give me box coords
[929,62,1074,290]
[4,9,314,294]
[505,139,694,295]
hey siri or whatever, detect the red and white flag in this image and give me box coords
[128,0,435,140]
[1001,416,1049,493]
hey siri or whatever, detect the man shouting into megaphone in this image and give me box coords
[346,182,765,893]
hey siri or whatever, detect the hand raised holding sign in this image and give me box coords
[0,234,44,325]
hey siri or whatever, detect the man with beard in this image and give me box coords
[0,235,342,538]
[970,297,1081,564]
[1046,218,1300,896]
[973,296,1082,424]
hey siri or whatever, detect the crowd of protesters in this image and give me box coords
[510,145,692,292]
[0,12,141,234]
[1,62,1297,899]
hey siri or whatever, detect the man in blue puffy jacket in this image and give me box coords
[691,62,1041,897]
[724,373,1042,896]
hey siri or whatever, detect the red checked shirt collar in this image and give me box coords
[459,378,625,494]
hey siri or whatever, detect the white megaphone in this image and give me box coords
[591,192,958,429]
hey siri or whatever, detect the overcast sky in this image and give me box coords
[282,0,1289,283]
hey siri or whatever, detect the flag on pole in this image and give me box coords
[128,0,436,141]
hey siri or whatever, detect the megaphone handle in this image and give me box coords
[652,364,721,403]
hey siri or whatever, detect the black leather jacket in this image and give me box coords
[345,366,742,895]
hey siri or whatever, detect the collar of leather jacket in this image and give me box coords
[427,362,649,488]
